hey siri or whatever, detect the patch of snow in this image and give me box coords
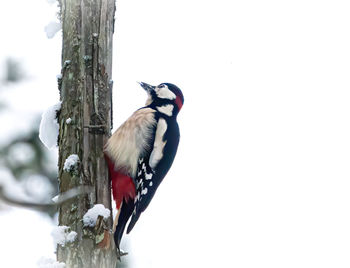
[66,231,77,243]
[37,257,65,268]
[51,226,76,246]
[83,204,110,227]
[44,21,61,39]
[63,154,79,172]
[51,226,68,245]
[39,102,61,150]
[65,118,72,124]
[52,195,59,203]
[56,74,62,79]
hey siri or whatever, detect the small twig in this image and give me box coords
[0,185,93,211]
[83,125,106,129]
[83,125,107,134]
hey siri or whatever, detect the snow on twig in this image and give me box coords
[83,204,111,227]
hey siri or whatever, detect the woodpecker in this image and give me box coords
[104,82,184,255]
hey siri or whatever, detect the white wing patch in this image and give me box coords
[104,108,156,177]
[141,188,148,195]
[155,85,176,100]
[156,104,174,116]
[145,172,153,180]
[149,118,167,170]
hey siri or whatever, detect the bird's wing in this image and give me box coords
[126,118,169,233]
[126,156,157,233]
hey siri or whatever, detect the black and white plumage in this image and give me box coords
[104,82,184,254]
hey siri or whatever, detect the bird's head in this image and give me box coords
[139,82,184,115]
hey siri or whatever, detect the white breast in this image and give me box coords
[104,108,156,177]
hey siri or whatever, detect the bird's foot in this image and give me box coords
[116,247,128,261]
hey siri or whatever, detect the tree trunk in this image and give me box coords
[57,0,117,267]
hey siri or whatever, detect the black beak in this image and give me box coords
[138,81,155,92]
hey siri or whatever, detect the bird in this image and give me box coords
[104,82,184,256]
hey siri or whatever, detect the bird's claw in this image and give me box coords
[116,247,128,261]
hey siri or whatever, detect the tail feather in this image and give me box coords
[126,211,140,234]
[114,199,134,250]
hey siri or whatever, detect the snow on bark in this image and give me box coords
[83,204,111,227]
[52,195,59,203]
[51,226,77,246]
[66,231,78,243]
[39,102,61,149]
[63,154,79,172]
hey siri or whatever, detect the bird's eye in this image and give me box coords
[158,84,165,88]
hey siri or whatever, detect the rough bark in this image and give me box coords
[57,0,117,267]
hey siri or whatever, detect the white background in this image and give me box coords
[0,0,350,267]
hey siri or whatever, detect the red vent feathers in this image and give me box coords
[105,155,136,209]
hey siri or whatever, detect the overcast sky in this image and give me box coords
[0,0,350,267]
